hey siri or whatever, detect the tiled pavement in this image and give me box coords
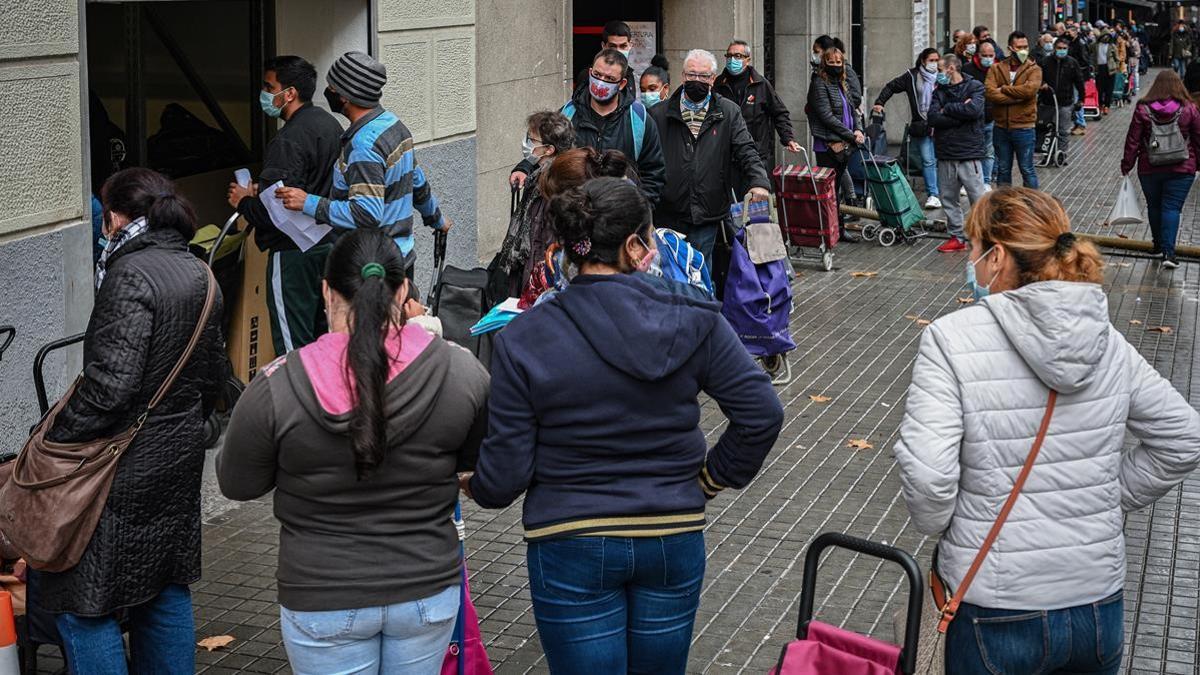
[30,74,1200,674]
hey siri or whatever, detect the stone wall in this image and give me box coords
[376,0,480,264]
[474,0,571,263]
[0,0,91,451]
[774,1,852,162]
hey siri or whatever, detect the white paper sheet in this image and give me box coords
[259,181,332,252]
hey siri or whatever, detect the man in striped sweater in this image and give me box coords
[277,52,451,276]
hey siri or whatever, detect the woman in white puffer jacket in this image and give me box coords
[895,187,1200,675]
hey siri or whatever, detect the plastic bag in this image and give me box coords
[1107,175,1143,226]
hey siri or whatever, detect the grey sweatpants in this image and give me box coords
[937,159,987,239]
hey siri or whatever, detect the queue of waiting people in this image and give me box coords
[12,18,1200,675]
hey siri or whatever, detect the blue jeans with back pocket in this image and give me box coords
[527,532,706,675]
[280,584,460,675]
[945,591,1124,674]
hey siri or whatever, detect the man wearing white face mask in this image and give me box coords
[225,55,343,355]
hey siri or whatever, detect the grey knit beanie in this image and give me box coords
[327,51,387,108]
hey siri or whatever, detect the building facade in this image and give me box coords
[0,0,1030,450]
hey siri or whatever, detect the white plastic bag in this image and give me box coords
[1107,175,1143,226]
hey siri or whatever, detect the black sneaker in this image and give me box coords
[1163,255,1179,269]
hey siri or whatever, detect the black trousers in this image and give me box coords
[1096,64,1113,108]
[815,149,850,224]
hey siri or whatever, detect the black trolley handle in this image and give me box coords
[426,228,449,308]
[0,326,14,363]
[33,333,87,415]
[796,532,924,675]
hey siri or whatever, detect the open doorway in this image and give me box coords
[84,0,370,227]
[571,1,662,91]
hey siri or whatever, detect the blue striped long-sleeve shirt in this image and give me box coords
[303,107,445,258]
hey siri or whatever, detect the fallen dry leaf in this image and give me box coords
[808,394,832,403]
[850,271,878,278]
[916,319,932,326]
[903,314,920,321]
[847,438,874,450]
[1116,262,1132,268]
[197,635,235,652]
[1116,233,1129,239]
[1148,326,1174,334]
[1128,319,1143,326]
[956,296,975,304]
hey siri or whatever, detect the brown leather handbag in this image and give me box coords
[0,268,215,572]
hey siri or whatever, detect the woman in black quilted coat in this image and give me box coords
[41,168,226,674]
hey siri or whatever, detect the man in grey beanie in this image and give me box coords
[277,51,451,276]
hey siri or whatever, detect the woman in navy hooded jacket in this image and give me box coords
[465,176,783,674]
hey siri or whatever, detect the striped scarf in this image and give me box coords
[95,216,150,289]
[681,96,710,138]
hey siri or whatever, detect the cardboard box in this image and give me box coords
[227,225,276,383]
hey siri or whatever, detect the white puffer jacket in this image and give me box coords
[895,281,1200,610]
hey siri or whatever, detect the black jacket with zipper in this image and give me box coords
[511,85,666,206]
[927,77,987,160]
[713,65,796,168]
[961,59,996,123]
[1038,55,1087,108]
[874,67,935,136]
[649,89,770,228]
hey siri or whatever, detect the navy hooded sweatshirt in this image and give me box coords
[469,273,784,541]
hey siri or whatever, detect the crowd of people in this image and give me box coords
[18,16,1200,675]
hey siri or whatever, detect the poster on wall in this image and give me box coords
[627,21,657,78]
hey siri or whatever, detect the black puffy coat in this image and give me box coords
[649,89,770,228]
[874,68,936,135]
[927,77,987,160]
[42,228,226,616]
[961,58,995,123]
[807,73,862,143]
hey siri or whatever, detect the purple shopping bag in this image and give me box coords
[442,502,494,675]
[720,226,795,358]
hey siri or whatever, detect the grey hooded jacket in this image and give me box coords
[894,281,1200,610]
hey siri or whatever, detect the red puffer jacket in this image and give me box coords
[1121,98,1200,174]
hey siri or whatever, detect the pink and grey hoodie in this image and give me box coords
[1121,98,1200,175]
[217,324,489,612]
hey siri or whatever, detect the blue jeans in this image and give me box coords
[57,583,194,675]
[946,591,1124,674]
[528,533,705,675]
[1139,172,1196,257]
[993,126,1039,189]
[981,121,995,185]
[1174,57,1188,77]
[1072,89,1086,128]
[280,584,460,675]
[915,134,939,197]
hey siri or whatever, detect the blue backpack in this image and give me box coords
[561,99,648,160]
[654,229,714,299]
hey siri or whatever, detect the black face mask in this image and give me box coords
[683,80,711,103]
[324,87,346,115]
[824,65,844,78]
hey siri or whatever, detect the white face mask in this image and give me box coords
[965,43,977,55]
[923,61,939,74]
[810,52,822,65]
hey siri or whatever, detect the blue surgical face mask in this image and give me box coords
[640,90,662,106]
[1055,48,1069,58]
[936,72,950,85]
[980,56,995,68]
[726,57,746,75]
[966,245,996,300]
[259,87,291,118]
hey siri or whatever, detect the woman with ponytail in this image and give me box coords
[894,187,1200,673]
[43,168,227,673]
[466,177,783,673]
[218,228,489,674]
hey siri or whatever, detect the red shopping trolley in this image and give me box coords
[772,148,839,272]
[1082,79,1100,119]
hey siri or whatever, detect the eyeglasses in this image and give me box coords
[683,71,714,81]
[725,53,749,60]
[590,68,622,84]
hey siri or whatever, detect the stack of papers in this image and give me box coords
[260,181,333,252]
[470,298,523,336]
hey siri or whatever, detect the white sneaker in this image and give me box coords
[983,183,992,193]
[924,195,943,210]
[959,187,968,198]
